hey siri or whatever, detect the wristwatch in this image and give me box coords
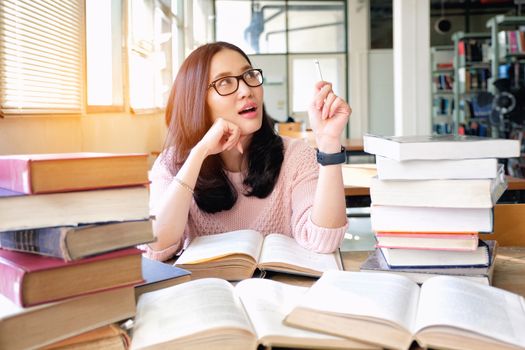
[316,146,346,166]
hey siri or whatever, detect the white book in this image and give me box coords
[0,186,150,231]
[370,167,507,208]
[371,205,493,233]
[359,244,497,285]
[131,278,377,350]
[375,156,499,180]
[174,230,343,281]
[379,243,491,268]
[363,134,520,161]
[285,271,525,350]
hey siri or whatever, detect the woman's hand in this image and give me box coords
[308,81,351,152]
[196,118,244,156]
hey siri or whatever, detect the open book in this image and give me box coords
[285,271,525,350]
[174,230,343,281]
[131,278,378,350]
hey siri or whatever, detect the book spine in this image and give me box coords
[0,256,25,305]
[0,158,31,193]
[0,228,69,260]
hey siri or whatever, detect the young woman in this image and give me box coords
[145,41,351,261]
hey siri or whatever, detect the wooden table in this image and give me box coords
[271,247,525,297]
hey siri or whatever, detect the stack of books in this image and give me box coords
[360,134,521,285]
[0,153,155,350]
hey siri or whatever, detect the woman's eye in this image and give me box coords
[218,77,234,87]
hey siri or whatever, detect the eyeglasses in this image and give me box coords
[208,68,263,96]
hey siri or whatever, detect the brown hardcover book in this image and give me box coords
[41,324,130,350]
[174,230,343,281]
[131,278,378,350]
[0,286,135,350]
[285,270,525,350]
[0,220,154,261]
[0,247,143,307]
[0,152,149,194]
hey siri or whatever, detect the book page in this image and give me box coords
[297,271,420,332]
[258,233,342,273]
[175,230,264,265]
[131,278,254,349]
[415,276,525,347]
[235,278,344,342]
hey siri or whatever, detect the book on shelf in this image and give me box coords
[0,186,150,232]
[131,278,378,350]
[379,240,493,268]
[375,155,499,180]
[285,270,525,350]
[360,241,497,285]
[41,323,130,350]
[135,257,192,301]
[363,134,520,161]
[370,168,506,208]
[371,205,493,233]
[0,247,143,307]
[0,152,149,194]
[0,286,135,350]
[375,232,479,251]
[0,219,154,261]
[173,230,343,281]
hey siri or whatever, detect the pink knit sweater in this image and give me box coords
[144,137,347,261]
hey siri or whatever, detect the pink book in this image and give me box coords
[0,152,149,194]
[0,247,144,306]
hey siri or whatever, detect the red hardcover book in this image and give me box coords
[0,152,149,194]
[0,247,143,307]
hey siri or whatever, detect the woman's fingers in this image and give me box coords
[322,92,338,119]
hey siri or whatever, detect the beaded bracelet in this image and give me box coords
[174,177,194,194]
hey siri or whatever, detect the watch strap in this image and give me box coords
[316,146,346,166]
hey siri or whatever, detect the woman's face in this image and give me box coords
[206,48,264,136]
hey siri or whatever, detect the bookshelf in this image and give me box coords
[451,31,492,135]
[430,46,454,134]
[486,15,525,93]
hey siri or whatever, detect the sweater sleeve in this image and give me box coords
[287,140,348,253]
[140,150,184,261]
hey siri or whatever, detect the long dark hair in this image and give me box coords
[164,42,284,213]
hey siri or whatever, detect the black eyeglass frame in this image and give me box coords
[208,68,264,96]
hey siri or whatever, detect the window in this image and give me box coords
[0,0,84,116]
[129,0,178,112]
[86,0,124,111]
[216,0,347,122]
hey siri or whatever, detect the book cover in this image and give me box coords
[0,247,144,306]
[363,134,520,161]
[360,241,497,285]
[0,152,149,194]
[379,240,492,268]
[135,257,192,300]
[0,219,155,261]
[0,186,150,231]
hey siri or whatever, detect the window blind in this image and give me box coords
[0,0,83,116]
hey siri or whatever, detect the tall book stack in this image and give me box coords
[360,134,521,285]
[0,153,155,350]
